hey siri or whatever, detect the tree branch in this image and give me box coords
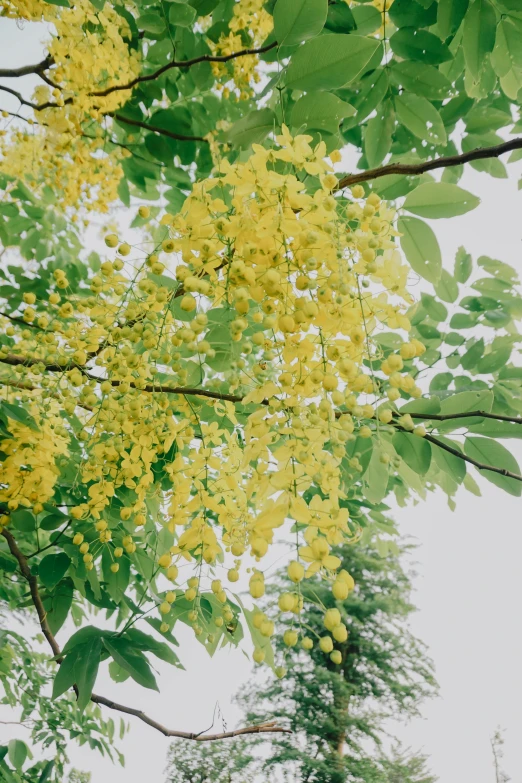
[92,41,278,98]
[1,528,62,658]
[337,138,522,189]
[111,112,208,143]
[0,55,54,79]
[409,410,522,425]
[0,528,289,741]
[425,433,522,482]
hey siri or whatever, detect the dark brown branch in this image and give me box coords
[410,410,522,425]
[92,41,278,98]
[88,694,289,740]
[338,138,522,188]
[0,83,63,111]
[1,528,62,658]
[111,112,208,142]
[0,528,290,741]
[0,55,54,79]
[0,84,40,110]
[425,433,522,482]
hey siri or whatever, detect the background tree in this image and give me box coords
[165,736,257,783]
[0,0,522,776]
[166,536,438,783]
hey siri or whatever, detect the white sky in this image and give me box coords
[1,17,522,783]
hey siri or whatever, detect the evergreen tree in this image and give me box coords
[166,539,438,783]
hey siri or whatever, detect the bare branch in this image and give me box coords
[1,528,62,658]
[111,112,208,143]
[0,528,289,742]
[337,138,522,189]
[0,82,64,111]
[89,694,290,740]
[409,410,522,425]
[0,55,54,79]
[425,433,522,482]
[92,41,278,98]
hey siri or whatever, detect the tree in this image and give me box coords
[165,737,257,783]
[165,538,438,783]
[1,0,522,776]
[238,538,438,782]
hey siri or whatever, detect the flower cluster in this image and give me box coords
[210,0,273,99]
[0,129,425,663]
[0,0,138,210]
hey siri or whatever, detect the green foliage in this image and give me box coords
[166,539,438,783]
[1,0,522,773]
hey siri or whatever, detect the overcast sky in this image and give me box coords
[1,18,522,783]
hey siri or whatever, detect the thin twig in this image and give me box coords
[111,112,207,142]
[337,138,522,188]
[92,42,278,97]
[425,433,522,482]
[0,528,290,741]
[1,529,62,658]
[409,410,522,425]
[0,55,54,79]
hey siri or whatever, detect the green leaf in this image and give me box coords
[421,293,448,321]
[460,337,484,369]
[390,61,451,99]
[463,0,496,79]
[440,389,494,414]
[438,0,470,39]
[45,578,74,635]
[62,625,107,655]
[237,598,276,672]
[38,553,71,589]
[103,637,159,690]
[454,246,472,282]
[450,312,478,329]
[291,92,355,134]
[285,34,380,91]
[37,760,55,783]
[205,325,241,371]
[1,401,39,432]
[8,740,29,770]
[393,432,432,475]
[390,0,438,28]
[273,0,327,46]
[395,94,447,146]
[390,28,452,64]
[10,509,36,532]
[225,109,276,148]
[169,3,196,26]
[364,100,395,167]
[398,216,442,283]
[76,637,102,711]
[124,627,181,666]
[52,638,102,710]
[467,420,522,439]
[137,13,166,34]
[435,269,459,302]
[403,182,480,218]
[464,437,522,496]
[478,254,518,284]
[432,436,467,483]
[351,4,382,34]
[477,347,512,374]
[362,443,390,504]
[324,2,356,33]
[0,551,17,573]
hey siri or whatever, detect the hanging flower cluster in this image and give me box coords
[0,129,426,664]
[210,0,273,99]
[0,0,138,210]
